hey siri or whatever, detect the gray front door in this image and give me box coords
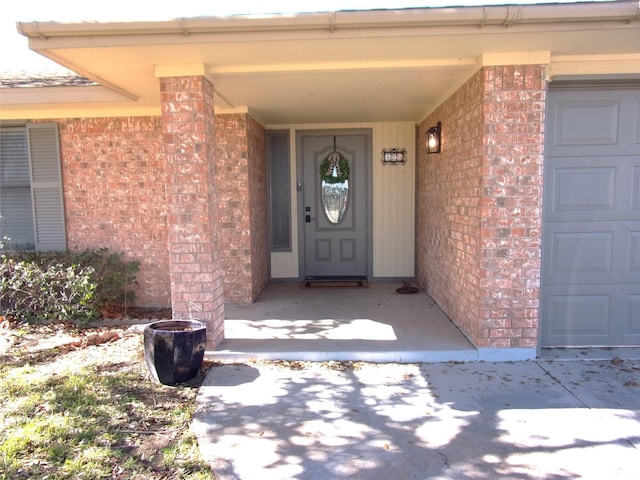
[541,86,640,347]
[300,132,369,278]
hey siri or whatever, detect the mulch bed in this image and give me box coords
[99,304,173,320]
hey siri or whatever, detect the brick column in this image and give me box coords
[417,64,545,360]
[159,75,224,349]
[479,65,546,352]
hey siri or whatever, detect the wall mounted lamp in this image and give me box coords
[426,121,441,154]
[381,147,407,165]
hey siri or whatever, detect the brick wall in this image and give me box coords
[49,95,268,343]
[160,75,225,347]
[417,70,484,342]
[247,115,270,300]
[417,65,545,349]
[54,109,267,312]
[57,116,170,307]
[215,113,268,303]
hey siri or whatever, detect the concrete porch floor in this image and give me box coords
[207,282,480,363]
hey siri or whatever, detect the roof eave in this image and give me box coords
[16,2,640,41]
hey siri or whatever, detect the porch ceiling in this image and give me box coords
[10,2,640,125]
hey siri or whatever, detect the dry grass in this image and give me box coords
[0,321,213,479]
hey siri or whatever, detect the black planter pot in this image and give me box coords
[143,320,206,386]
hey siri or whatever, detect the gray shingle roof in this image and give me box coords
[0,66,97,88]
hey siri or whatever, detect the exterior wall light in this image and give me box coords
[426,121,441,154]
[381,148,407,165]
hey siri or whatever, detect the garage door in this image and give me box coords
[541,85,640,347]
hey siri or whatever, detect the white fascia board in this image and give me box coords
[548,54,640,79]
[16,2,640,43]
[0,85,136,104]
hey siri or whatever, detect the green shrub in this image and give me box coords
[0,248,139,326]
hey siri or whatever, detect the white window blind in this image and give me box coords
[0,123,66,251]
[0,127,35,249]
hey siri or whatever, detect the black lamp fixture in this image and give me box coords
[426,121,441,154]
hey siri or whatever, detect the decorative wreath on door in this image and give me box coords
[319,151,350,184]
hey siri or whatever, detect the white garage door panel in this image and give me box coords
[542,87,640,347]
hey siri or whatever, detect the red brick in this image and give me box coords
[159,75,225,347]
[215,113,269,304]
[417,65,545,351]
[54,116,170,307]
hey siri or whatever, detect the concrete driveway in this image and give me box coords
[193,358,640,480]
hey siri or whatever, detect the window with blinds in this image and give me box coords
[0,127,35,249]
[0,123,66,251]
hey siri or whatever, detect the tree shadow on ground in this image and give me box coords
[193,360,640,480]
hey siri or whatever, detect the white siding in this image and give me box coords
[269,122,416,279]
[371,123,416,278]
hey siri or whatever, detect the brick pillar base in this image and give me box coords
[159,75,224,349]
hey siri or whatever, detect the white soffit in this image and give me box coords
[9,2,640,123]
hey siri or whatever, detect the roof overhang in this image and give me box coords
[4,2,640,124]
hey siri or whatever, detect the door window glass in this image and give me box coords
[319,151,350,225]
[321,180,349,224]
